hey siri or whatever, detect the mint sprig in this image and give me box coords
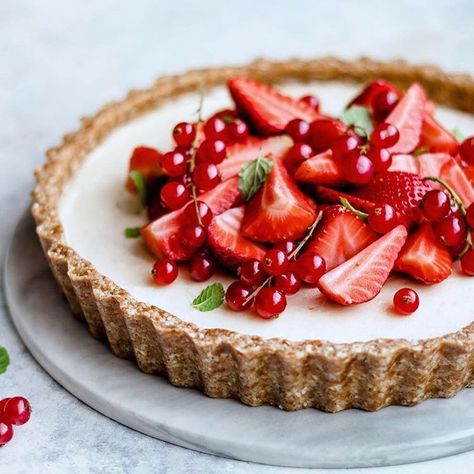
[238,157,274,201]
[0,346,10,375]
[341,105,373,137]
[129,170,147,207]
[192,282,225,312]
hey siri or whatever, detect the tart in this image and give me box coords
[32,57,474,412]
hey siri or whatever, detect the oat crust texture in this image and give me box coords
[32,57,474,412]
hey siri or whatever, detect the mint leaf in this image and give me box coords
[452,128,464,143]
[129,170,147,207]
[238,157,274,201]
[341,105,373,137]
[413,146,429,157]
[0,347,10,375]
[124,227,141,238]
[192,282,225,312]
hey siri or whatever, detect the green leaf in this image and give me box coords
[0,347,10,375]
[192,282,225,312]
[124,227,141,238]
[129,170,147,207]
[452,128,465,143]
[413,146,429,157]
[341,105,373,137]
[238,157,274,201]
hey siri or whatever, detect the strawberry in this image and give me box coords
[318,225,407,305]
[228,77,319,135]
[417,152,452,179]
[395,223,452,284]
[356,171,431,224]
[385,83,426,154]
[314,186,375,213]
[208,206,267,267]
[141,177,241,259]
[348,80,400,114]
[294,150,345,186]
[440,157,474,206]
[241,160,317,243]
[304,206,377,271]
[126,146,163,192]
[388,154,419,174]
[218,135,292,181]
[418,113,459,156]
[464,165,474,186]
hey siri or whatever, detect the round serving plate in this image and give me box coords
[5,210,474,469]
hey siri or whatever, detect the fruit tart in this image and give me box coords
[33,57,474,412]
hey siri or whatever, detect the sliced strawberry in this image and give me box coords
[356,171,431,224]
[385,83,426,154]
[440,157,474,206]
[228,77,319,135]
[417,152,452,179]
[141,177,241,259]
[418,113,459,156]
[218,135,292,181]
[208,206,267,267]
[464,165,474,186]
[388,154,419,174]
[349,80,400,113]
[304,206,377,271]
[126,146,163,192]
[294,150,345,186]
[395,223,452,284]
[241,160,317,243]
[314,186,376,213]
[318,225,407,305]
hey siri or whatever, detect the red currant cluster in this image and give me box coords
[0,397,31,448]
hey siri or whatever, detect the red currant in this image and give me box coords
[300,95,320,112]
[184,201,214,227]
[467,203,474,229]
[284,143,313,174]
[343,154,374,185]
[274,240,296,255]
[367,147,392,172]
[160,181,190,210]
[436,216,467,247]
[239,259,266,286]
[189,253,215,281]
[172,122,196,147]
[371,123,400,148]
[212,109,239,122]
[197,139,227,164]
[273,271,301,295]
[393,288,419,315]
[368,203,398,234]
[161,151,187,177]
[152,259,178,285]
[293,253,326,285]
[192,163,221,191]
[460,136,474,165]
[255,287,287,319]
[1,397,31,426]
[461,249,474,276]
[174,145,193,159]
[285,119,310,142]
[227,120,249,142]
[225,281,254,311]
[181,224,206,249]
[309,119,342,153]
[421,190,451,222]
[372,89,399,120]
[331,135,360,160]
[263,249,288,276]
[203,116,227,140]
[0,422,13,446]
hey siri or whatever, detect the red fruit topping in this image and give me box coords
[254,287,287,319]
[460,136,474,165]
[393,288,419,315]
[1,397,31,426]
[152,259,178,285]
[284,143,313,176]
[172,122,196,147]
[368,203,398,234]
[372,88,400,120]
[184,200,214,227]
[218,136,292,181]
[203,116,227,140]
[285,119,310,142]
[300,95,320,112]
[196,139,227,164]
[241,160,317,243]
[388,154,419,174]
[161,150,187,177]
[295,150,344,186]
[370,123,400,149]
[305,206,377,271]
[349,80,400,113]
[418,113,459,156]
[318,225,407,305]
[421,190,451,221]
[160,181,190,210]
[239,259,266,286]
[460,250,474,276]
[274,240,297,255]
[181,224,206,249]
[331,135,360,161]
[228,77,318,135]
[436,216,467,248]
[314,186,376,213]
[263,249,288,276]
[467,203,474,228]
[292,253,326,285]
[189,253,215,282]
[126,146,163,192]
[384,83,426,154]
[227,120,249,142]
[0,398,11,414]
[309,118,344,153]
[174,145,193,159]
[226,281,254,311]
[274,271,301,295]
[343,154,374,185]
[0,421,13,446]
[192,163,221,191]
[367,147,392,172]
[440,158,474,207]
[207,206,267,267]
[395,223,452,284]
[417,152,451,178]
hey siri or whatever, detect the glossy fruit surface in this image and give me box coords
[172,122,196,147]
[300,95,320,112]
[1,397,31,426]
[160,181,190,210]
[367,147,392,172]
[285,119,310,142]
[421,190,451,222]
[343,154,374,185]
[293,253,326,285]
[184,200,214,227]
[152,259,178,285]
[274,271,301,295]
[204,116,227,140]
[161,151,187,177]
[309,119,342,153]
[393,288,419,315]
[225,281,254,311]
[181,224,206,249]
[239,259,266,286]
[331,135,360,160]
[467,203,474,229]
[197,139,227,164]
[189,253,215,281]
[371,123,400,148]
[0,422,13,446]
[372,88,399,120]
[192,163,221,190]
[368,203,398,234]
[436,216,467,247]
[460,136,474,165]
[460,250,474,276]
[254,287,287,319]
[263,249,288,276]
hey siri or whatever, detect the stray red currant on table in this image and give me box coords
[0,421,13,447]
[255,287,287,319]
[196,139,227,164]
[152,259,178,285]
[225,281,254,311]
[466,203,474,229]
[393,288,419,315]
[331,135,360,161]
[1,397,31,426]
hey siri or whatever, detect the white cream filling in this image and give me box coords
[59,81,474,343]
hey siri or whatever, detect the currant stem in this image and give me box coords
[339,197,369,219]
[459,231,473,258]
[424,176,466,215]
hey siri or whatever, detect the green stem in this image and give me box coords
[339,197,369,220]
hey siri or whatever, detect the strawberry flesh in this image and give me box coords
[417,152,452,179]
[440,157,474,207]
[388,154,419,174]
[294,150,345,186]
[418,112,459,156]
[314,186,376,213]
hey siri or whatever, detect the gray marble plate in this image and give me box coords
[4,211,474,468]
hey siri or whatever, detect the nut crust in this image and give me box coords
[32,57,474,412]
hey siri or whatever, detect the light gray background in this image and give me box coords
[1,1,473,472]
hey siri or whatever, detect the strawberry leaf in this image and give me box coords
[452,128,464,143]
[192,282,225,312]
[238,157,274,201]
[129,170,147,207]
[0,346,10,375]
[341,105,373,137]
[124,227,141,238]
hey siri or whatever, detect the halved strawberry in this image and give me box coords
[394,223,452,284]
[418,113,459,156]
[385,83,426,154]
[141,177,241,259]
[126,146,163,192]
[388,154,419,174]
[218,135,292,181]
[294,150,345,186]
[228,77,319,135]
[314,186,375,213]
[241,160,317,243]
[208,206,267,267]
[318,225,407,305]
[348,80,400,114]
[417,152,452,179]
[464,165,474,186]
[440,157,474,206]
[304,206,377,271]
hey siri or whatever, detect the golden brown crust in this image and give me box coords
[32,57,474,411]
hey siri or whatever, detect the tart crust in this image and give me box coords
[32,57,474,412]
